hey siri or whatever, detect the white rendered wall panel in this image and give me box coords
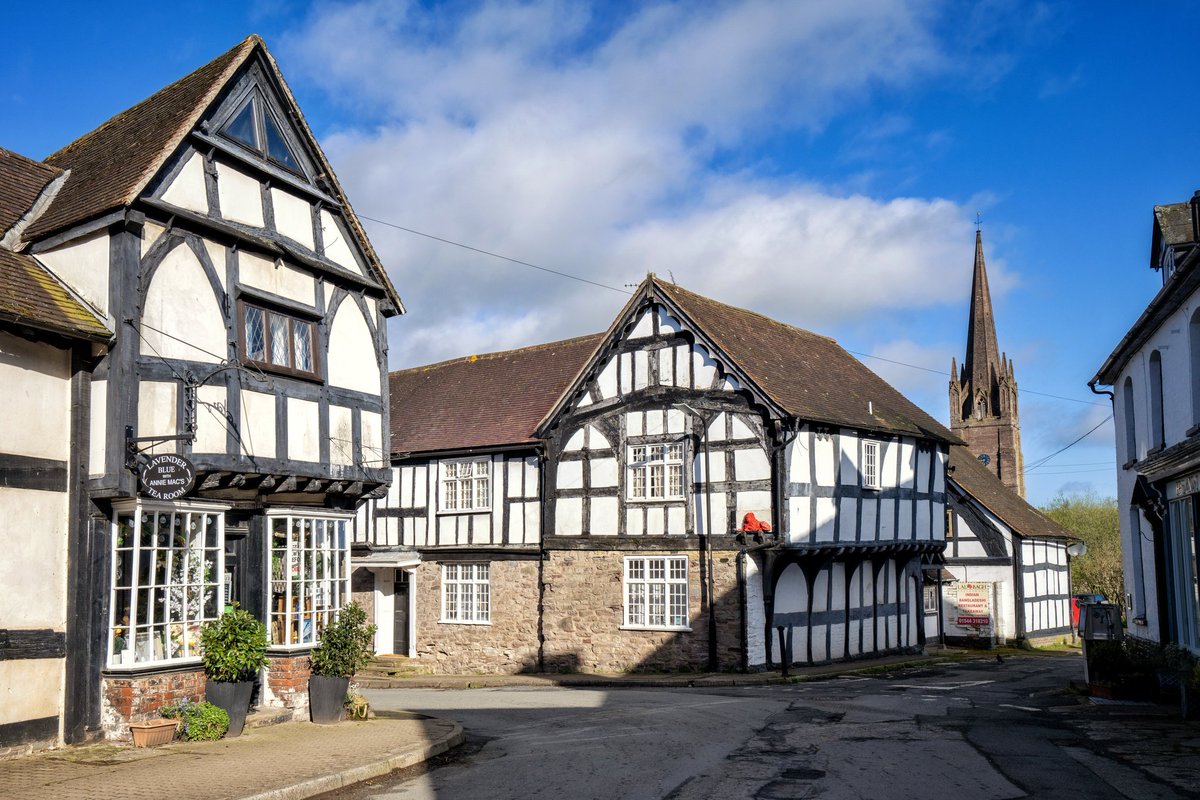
[215,162,265,228]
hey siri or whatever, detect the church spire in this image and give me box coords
[964,229,1002,398]
[950,228,1026,497]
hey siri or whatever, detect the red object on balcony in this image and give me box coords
[740,513,772,532]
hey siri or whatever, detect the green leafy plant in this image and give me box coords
[161,698,229,741]
[200,605,268,683]
[311,602,376,678]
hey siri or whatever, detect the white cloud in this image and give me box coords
[278,0,1013,367]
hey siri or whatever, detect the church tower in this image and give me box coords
[949,229,1026,497]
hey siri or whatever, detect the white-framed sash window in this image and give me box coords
[623,556,689,630]
[627,442,685,500]
[108,500,229,668]
[862,440,881,490]
[268,511,352,647]
[440,458,491,513]
[441,562,490,623]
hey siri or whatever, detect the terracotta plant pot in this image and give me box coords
[130,718,178,748]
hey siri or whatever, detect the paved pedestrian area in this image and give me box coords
[0,711,462,800]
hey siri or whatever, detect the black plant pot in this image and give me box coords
[205,679,253,737]
[309,675,349,724]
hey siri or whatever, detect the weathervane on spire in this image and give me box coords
[975,211,982,232]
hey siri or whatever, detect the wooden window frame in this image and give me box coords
[219,92,305,178]
[107,500,229,670]
[622,556,690,631]
[267,511,352,649]
[627,441,686,502]
[438,458,492,514]
[441,562,491,624]
[862,440,881,490]
[238,298,320,380]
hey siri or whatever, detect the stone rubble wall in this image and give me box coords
[411,559,540,674]
[541,549,743,673]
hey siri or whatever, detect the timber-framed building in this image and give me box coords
[354,276,956,673]
[1,36,401,751]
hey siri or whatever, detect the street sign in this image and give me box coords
[139,454,196,500]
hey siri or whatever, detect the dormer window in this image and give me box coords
[220,93,302,174]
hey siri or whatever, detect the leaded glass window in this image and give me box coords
[239,301,318,378]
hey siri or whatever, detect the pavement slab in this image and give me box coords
[0,711,463,800]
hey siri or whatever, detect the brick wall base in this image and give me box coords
[100,667,206,740]
[262,653,313,719]
[412,559,540,674]
[542,549,743,673]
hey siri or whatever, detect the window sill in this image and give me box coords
[105,656,202,673]
[241,358,322,384]
[267,643,318,653]
[1188,424,1200,438]
[620,625,692,633]
[435,508,492,516]
[625,497,687,504]
[438,619,492,626]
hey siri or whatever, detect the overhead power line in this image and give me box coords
[359,211,1105,410]
[1023,415,1114,473]
[358,214,632,296]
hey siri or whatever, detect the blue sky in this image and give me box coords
[6,1,1198,506]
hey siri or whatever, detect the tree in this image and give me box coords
[1041,491,1123,610]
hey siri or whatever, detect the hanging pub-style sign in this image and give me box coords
[139,453,196,501]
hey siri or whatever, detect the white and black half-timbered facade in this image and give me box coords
[0,36,401,749]
[355,277,955,674]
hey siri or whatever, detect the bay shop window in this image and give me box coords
[108,501,227,668]
[269,512,352,647]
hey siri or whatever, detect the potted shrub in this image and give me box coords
[200,605,268,737]
[162,698,229,741]
[309,602,376,724]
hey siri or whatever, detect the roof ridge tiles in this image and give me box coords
[390,332,605,376]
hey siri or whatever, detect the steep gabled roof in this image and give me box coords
[19,35,403,311]
[24,36,257,241]
[0,147,63,238]
[389,334,603,454]
[0,249,110,342]
[653,280,959,443]
[948,447,1076,540]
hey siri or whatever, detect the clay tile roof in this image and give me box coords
[0,249,110,342]
[948,447,1077,540]
[654,280,959,444]
[389,334,604,454]
[23,36,259,241]
[0,147,62,236]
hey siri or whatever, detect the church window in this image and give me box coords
[240,300,317,378]
[219,93,302,174]
[1149,351,1165,450]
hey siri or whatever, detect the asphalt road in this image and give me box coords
[338,655,1199,800]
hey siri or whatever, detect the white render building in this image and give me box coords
[1093,195,1200,654]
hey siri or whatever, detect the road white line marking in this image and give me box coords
[998,704,1040,712]
[889,680,995,691]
